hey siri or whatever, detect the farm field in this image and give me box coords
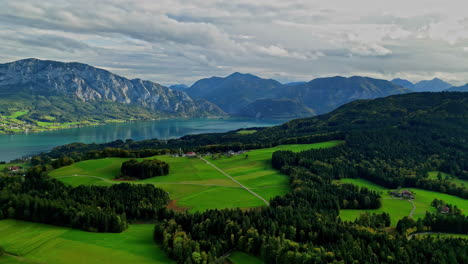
[337,178,468,226]
[50,140,344,212]
[0,219,173,264]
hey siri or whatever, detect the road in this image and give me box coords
[199,157,270,206]
[408,199,416,218]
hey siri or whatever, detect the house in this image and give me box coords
[390,190,414,199]
[401,190,414,199]
[440,206,450,214]
[185,152,197,157]
[8,166,22,172]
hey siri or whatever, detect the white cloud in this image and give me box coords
[0,0,468,85]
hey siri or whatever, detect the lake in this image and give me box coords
[0,118,285,162]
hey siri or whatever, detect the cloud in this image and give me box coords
[0,0,468,85]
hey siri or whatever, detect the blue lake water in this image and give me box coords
[0,118,285,162]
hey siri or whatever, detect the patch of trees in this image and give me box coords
[120,159,169,179]
[0,166,169,233]
[354,212,391,228]
[397,212,468,236]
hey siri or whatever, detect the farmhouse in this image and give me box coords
[440,206,450,214]
[390,190,414,199]
[8,166,22,172]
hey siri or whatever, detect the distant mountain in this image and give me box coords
[0,59,226,128]
[238,98,315,119]
[391,78,415,89]
[284,81,307,86]
[413,78,452,92]
[281,76,411,114]
[187,72,283,114]
[446,84,468,92]
[169,84,189,91]
[188,73,410,117]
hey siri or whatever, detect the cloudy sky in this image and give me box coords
[1,0,468,85]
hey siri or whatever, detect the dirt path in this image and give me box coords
[4,253,46,264]
[55,174,284,190]
[408,199,416,218]
[56,174,116,183]
[200,157,270,206]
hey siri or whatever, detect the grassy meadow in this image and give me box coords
[0,219,173,264]
[50,140,343,212]
[337,178,468,226]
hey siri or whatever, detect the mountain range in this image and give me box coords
[1,58,466,134]
[187,73,410,117]
[391,78,453,92]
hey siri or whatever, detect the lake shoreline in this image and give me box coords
[0,118,286,162]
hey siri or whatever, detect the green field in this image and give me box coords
[236,129,257,135]
[229,251,263,264]
[0,219,173,264]
[50,141,343,212]
[337,178,468,226]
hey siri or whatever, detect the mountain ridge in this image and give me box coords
[0,58,226,134]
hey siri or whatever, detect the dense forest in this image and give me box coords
[2,92,468,263]
[120,159,170,179]
[0,167,169,232]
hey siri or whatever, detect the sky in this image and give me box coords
[1,0,468,86]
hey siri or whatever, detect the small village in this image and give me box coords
[173,150,248,158]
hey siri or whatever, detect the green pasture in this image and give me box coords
[0,219,173,264]
[50,141,343,211]
[337,178,468,226]
[236,130,257,135]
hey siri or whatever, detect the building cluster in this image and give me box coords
[390,190,414,200]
